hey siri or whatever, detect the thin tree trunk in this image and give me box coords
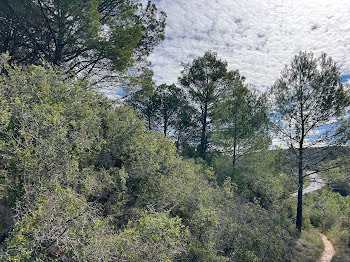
[232,150,236,168]
[163,124,167,136]
[148,117,152,130]
[163,112,168,136]
[296,105,305,232]
[175,135,180,150]
[296,146,303,232]
[232,120,237,168]
[200,103,208,159]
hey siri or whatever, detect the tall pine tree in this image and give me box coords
[272,51,349,232]
[179,51,228,159]
[213,70,270,168]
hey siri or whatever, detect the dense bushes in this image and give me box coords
[0,58,301,261]
[303,189,350,262]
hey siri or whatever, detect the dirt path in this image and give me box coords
[290,172,335,261]
[317,233,335,262]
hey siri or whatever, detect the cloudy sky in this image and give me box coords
[146,0,350,91]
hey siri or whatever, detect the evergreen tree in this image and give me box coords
[213,70,270,168]
[179,51,228,159]
[127,84,159,130]
[271,51,349,232]
[154,84,184,136]
[128,83,197,151]
[0,0,166,84]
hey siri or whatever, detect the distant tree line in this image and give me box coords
[128,51,270,168]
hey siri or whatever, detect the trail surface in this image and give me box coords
[291,171,325,197]
[291,172,334,262]
[317,233,335,262]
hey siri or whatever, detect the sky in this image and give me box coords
[145,0,350,91]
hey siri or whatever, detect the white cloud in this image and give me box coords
[148,0,350,91]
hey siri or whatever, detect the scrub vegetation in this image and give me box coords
[0,1,349,261]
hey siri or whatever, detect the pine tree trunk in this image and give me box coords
[148,117,152,130]
[296,149,303,232]
[232,122,237,168]
[199,103,208,159]
[163,119,167,136]
[296,122,304,232]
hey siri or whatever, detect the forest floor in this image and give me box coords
[317,233,335,262]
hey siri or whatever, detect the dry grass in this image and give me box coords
[289,228,324,262]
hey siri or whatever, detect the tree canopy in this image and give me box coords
[0,0,166,84]
[179,51,229,159]
[213,70,270,168]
